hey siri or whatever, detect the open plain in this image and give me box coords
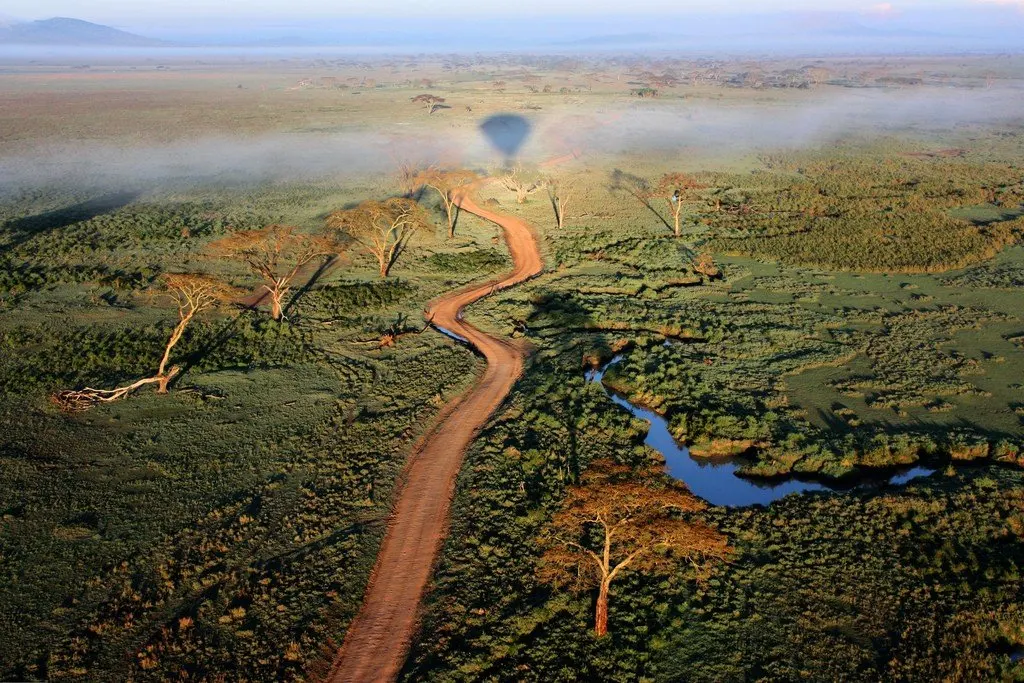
[1,50,1023,681]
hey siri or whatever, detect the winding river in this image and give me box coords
[587,356,937,507]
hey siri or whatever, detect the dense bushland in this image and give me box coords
[703,154,1024,272]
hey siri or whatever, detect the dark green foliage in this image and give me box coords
[831,307,997,410]
[0,312,316,396]
[406,385,1024,681]
[942,259,1024,289]
[0,260,154,294]
[303,279,417,319]
[0,177,516,680]
[550,231,695,273]
[424,249,510,274]
[704,155,1024,272]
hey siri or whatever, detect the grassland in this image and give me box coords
[0,176,511,679]
[1,52,1022,680]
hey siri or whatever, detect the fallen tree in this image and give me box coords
[52,273,239,411]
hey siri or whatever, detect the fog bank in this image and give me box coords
[2,86,1022,194]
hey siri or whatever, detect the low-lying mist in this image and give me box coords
[2,86,1022,196]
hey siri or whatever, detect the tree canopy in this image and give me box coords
[538,460,730,636]
[325,198,425,278]
[208,224,338,321]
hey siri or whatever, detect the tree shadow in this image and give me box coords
[547,186,561,228]
[172,311,250,388]
[283,255,340,320]
[0,191,139,253]
[524,288,614,365]
[818,406,854,435]
[450,203,462,235]
[171,256,337,386]
[609,169,672,233]
[510,289,605,490]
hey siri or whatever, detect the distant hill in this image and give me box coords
[0,17,170,46]
[559,33,673,47]
[786,12,938,39]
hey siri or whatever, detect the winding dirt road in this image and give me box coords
[327,188,543,682]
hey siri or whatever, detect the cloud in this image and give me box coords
[866,3,896,15]
[974,0,1024,8]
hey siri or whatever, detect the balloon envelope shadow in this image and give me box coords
[479,114,531,166]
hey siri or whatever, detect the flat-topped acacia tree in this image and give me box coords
[410,93,447,115]
[209,224,338,322]
[537,460,730,637]
[53,273,239,410]
[325,198,425,278]
[415,168,477,238]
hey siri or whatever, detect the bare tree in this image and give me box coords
[415,168,478,238]
[500,167,546,204]
[209,225,337,322]
[53,274,239,410]
[396,161,419,198]
[657,173,707,238]
[547,176,574,229]
[410,93,447,115]
[350,312,434,349]
[326,198,425,278]
[537,460,730,637]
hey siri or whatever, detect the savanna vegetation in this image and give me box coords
[0,176,511,679]
[703,153,1024,272]
[398,135,1023,681]
[1,52,1022,683]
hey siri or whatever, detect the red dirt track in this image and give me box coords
[327,187,543,682]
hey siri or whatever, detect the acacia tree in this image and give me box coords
[325,198,424,277]
[657,173,707,238]
[416,168,477,238]
[537,460,730,637]
[500,167,546,204]
[410,93,446,115]
[53,274,239,410]
[209,225,337,322]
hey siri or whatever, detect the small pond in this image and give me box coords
[587,356,937,507]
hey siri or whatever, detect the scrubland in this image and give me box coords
[0,52,1022,680]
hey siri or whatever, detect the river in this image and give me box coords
[587,355,937,507]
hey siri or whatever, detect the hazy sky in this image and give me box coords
[3,0,1020,50]
[3,0,1021,22]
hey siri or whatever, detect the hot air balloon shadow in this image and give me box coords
[480,114,531,168]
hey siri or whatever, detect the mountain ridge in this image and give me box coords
[0,17,171,46]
